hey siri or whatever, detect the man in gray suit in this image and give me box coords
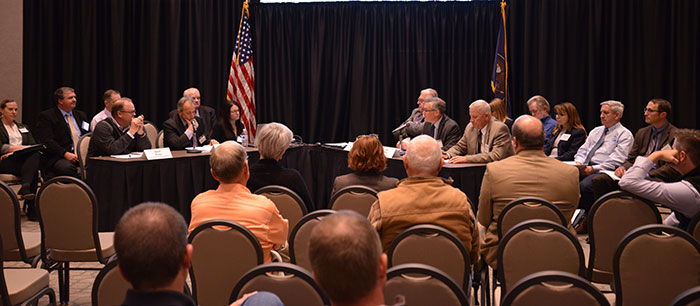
[420,97,462,151]
[445,100,514,163]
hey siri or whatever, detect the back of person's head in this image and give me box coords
[527,95,550,113]
[600,100,624,118]
[210,141,248,183]
[114,202,188,290]
[425,97,446,115]
[256,122,293,159]
[650,98,672,119]
[405,135,442,176]
[309,211,383,305]
[674,129,700,166]
[512,115,545,150]
[489,98,509,122]
[348,135,387,173]
[54,87,75,103]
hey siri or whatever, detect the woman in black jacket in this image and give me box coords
[544,102,587,161]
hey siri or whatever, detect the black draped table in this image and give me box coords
[88,145,486,231]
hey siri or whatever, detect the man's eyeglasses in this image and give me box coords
[119,110,136,115]
[643,108,659,113]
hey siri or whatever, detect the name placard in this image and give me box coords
[144,148,173,160]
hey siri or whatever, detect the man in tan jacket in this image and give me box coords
[478,115,580,268]
[368,135,479,264]
[446,99,514,164]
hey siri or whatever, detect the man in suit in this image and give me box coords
[392,88,438,140]
[418,97,461,151]
[168,88,216,138]
[89,89,121,131]
[527,95,557,143]
[163,97,218,150]
[445,99,514,163]
[87,97,151,158]
[34,87,89,178]
[477,115,580,268]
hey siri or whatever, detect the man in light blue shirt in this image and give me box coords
[527,95,557,143]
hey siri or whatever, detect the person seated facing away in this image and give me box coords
[393,88,438,140]
[331,135,399,196]
[35,87,89,178]
[212,100,246,143]
[163,97,218,150]
[309,211,387,306]
[527,95,557,143]
[478,115,580,269]
[445,99,514,164]
[489,98,513,131]
[87,97,151,158]
[0,99,41,220]
[90,89,121,131]
[247,122,314,211]
[188,141,288,263]
[543,102,587,161]
[620,129,700,229]
[169,88,217,138]
[368,135,479,264]
[115,202,281,306]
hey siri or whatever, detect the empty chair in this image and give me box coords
[143,121,159,149]
[76,132,92,180]
[0,181,40,267]
[1,235,56,306]
[672,286,700,306]
[387,224,471,294]
[230,263,328,306]
[501,271,609,306]
[37,176,115,304]
[255,185,307,232]
[329,185,378,217]
[497,197,567,239]
[587,191,661,284]
[156,130,164,148]
[384,263,469,306]
[91,260,132,306]
[613,224,700,306]
[188,219,263,306]
[289,210,335,272]
[687,213,700,243]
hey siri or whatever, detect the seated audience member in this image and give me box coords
[393,88,438,141]
[620,129,700,228]
[543,102,587,161]
[332,135,399,196]
[445,99,514,163]
[169,88,217,138]
[115,202,281,306]
[188,141,288,263]
[247,122,314,211]
[574,100,633,219]
[35,87,88,178]
[212,100,246,143]
[527,95,557,143]
[309,211,387,306]
[90,89,121,131]
[368,135,479,263]
[478,115,580,268]
[163,97,218,150]
[87,97,151,158]
[489,98,513,131]
[0,99,41,220]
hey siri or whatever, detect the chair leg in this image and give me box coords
[57,262,65,304]
[63,262,70,303]
[480,260,491,306]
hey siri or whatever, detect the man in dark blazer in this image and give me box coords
[163,97,218,150]
[34,87,89,178]
[87,97,151,158]
[168,88,216,138]
[420,97,461,151]
[392,88,438,140]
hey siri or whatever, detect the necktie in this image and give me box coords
[646,130,659,156]
[476,130,482,154]
[430,124,436,138]
[583,128,608,165]
[416,113,424,122]
[65,113,80,151]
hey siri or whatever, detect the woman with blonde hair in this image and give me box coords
[544,102,587,161]
[332,135,398,196]
[489,98,513,131]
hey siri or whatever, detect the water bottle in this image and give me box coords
[241,128,248,147]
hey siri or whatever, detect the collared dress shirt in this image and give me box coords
[574,122,633,171]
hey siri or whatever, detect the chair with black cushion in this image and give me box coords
[255,185,308,232]
[1,235,56,306]
[687,212,700,243]
[230,263,329,306]
[672,286,700,306]
[76,132,92,180]
[329,185,378,217]
[156,130,164,148]
[91,260,131,306]
[188,219,263,306]
[501,270,609,306]
[387,224,471,295]
[613,224,700,306]
[289,210,335,272]
[587,191,661,284]
[36,175,115,304]
[384,263,469,306]
[143,121,159,149]
[497,219,585,300]
[0,181,40,267]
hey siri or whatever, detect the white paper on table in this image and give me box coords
[600,170,621,181]
[144,148,173,160]
[344,142,354,151]
[382,146,397,159]
[110,152,143,159]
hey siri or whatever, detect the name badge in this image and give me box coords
[560,133,571,141]
[18,127,29,133]
[198,135,207,145]
[661,143,672,151]
[81,121,90,131]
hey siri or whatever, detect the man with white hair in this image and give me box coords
[168,87,217,138]
[445,99,514,163]
[393,88,438,140]
[368,135,479,264]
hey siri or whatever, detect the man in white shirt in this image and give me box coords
[90,89,121,131]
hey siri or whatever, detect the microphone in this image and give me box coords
[190,119,198,131]
[392,122,408,134]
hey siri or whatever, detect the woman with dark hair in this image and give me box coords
[544,102,587,161]
[331,135,399,196]
[212,101,246,142]
[489,98,513,131]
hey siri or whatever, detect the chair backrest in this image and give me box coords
[188,219,263,306]
[156,130,164,148]
[91,260,132,306]
[687,213,700,244]
[587,191,661,283]
[384,263,469,306]
[386,224,471,294]
[289,210,335,272]
[672,286,700,306]
[255,185,308,231]
[77,132,92,179]
[501,270,610,306]
[231,263,329,306]
[143,121,159,149]
[36,176,107,263]
[329,185,378,217]
[0,180,28,262]
[498,219,585,296]
[497,197,567,239]
[614,224,700,306]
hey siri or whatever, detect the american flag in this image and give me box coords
[227,1,257,143]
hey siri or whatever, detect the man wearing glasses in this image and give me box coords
[421,97,461,151]
[87,97,151,158]
[392,88,438,140]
